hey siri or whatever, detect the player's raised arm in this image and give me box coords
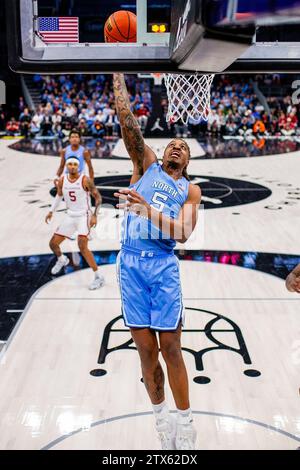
[113,73,157,176]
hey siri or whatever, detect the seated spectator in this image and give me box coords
[40,114,54,137]
[30,107,44,136]
[281,117,296,137]
[135,103,150,134]
[6,117,20,136]
[19,108,32,138]
[238,115,254,138]
[104,110,119,137]
[253,120,266,136]
[52,110,64,138]
[224,117,238,136]
[78,118,90,137]
[91,119,105,138]
[207,110,221,134]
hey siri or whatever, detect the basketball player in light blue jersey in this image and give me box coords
[113,73,201,450]
[54,128,94,186]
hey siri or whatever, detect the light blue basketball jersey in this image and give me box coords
[122,162,190,253]
[64,145,85,174]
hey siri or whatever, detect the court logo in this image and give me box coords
[90,308,261,384]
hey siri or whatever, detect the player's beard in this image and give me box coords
[165,160,181,170]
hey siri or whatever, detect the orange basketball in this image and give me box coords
[104,10,137,43]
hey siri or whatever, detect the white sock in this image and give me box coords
[152,400,169,422]
[177,408,193,425]
[95,268,101,278]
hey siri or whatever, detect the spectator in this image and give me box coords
[91,119,105,138]
[104,109,119,137]
[6,117,20,136]
[19,108,32,138]
[135,103,150,134]
[40,113,54,137]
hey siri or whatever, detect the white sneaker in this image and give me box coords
[175,421,197,450]
[89,275,105,290]
[51,256,69,275]
[156,414,177,450]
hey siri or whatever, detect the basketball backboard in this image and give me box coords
[6,0,300,74]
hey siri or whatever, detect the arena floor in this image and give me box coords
[0,137,299,450]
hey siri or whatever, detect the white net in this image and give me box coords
[163,73,215,125]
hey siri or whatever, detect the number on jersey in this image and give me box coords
[151,192,168,212]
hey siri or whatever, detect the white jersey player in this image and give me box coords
[45,156,104,290]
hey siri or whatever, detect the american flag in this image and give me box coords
[38,17,79,43]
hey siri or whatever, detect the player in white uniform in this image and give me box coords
[45,156,104,290]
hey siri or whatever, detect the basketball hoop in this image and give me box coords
[163,73,214,125]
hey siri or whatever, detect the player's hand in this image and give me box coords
[90,214,97,228]
[114,188,150,217]
[54,177,60,187]
[286,273,300,293]
[45,212,53,224]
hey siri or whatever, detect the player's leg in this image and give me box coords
[116,250,175,449]
[49,234,65,258]
[159,326,189,410]
[77,235,104,289]
[49,234,69,275]
[159,328,196,450]
[130,327,163,404]
[49,214,78,275]
[130,327,176,449]
[150,255,197,450]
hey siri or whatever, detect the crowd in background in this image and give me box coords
[205,74,299,139]
[1,73,300,140]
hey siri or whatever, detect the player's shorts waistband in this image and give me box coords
[121,245,174,258]
[67,210,90,218]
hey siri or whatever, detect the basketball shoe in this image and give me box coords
[51,255,69,275]
[155,413,177,450]
[175,414,197,450]
[89,275,105,290]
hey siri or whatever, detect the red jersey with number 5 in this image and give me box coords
[62,174,91,217]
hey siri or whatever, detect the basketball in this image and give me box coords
[104,10,137,43]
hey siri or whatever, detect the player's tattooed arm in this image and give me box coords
[85,177,102,216]
[113,73,157,175]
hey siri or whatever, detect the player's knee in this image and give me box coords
[49,238,58,251]
[161,341,181,365]
[138,344,159,369]
[78,237,88,253]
